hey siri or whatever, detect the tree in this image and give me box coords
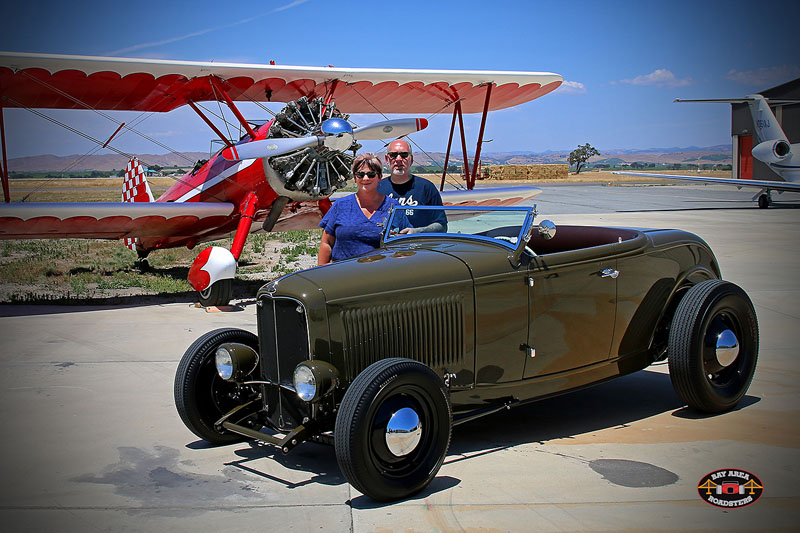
[568,143,600,174]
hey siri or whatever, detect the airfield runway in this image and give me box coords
[0,183,798,531]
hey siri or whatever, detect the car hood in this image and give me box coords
[294,246,473,304]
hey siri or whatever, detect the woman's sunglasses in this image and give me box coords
[354,171,378,178]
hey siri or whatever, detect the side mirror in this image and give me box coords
[538,220,556,240]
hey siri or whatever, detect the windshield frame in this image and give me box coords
[383,205,537,252]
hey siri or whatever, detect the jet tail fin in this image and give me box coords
[121,157,154,251]
[675,95,791,144]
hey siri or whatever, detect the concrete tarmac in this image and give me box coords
[0,183,798,531]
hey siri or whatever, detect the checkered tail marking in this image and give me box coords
[121,157,155,251]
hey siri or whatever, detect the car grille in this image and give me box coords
[341,295,464,380]
[257,295,310,431]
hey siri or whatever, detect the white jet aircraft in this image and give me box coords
[615,94,800,208]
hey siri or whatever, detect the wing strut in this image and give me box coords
[470,83,494,189]
[188,101,235,149]
[210,77,258,140]
[0,106,9,203]
[438,83,494,191]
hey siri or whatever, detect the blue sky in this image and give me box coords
[1,0,797,159]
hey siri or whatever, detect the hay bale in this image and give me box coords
[485,164,568,180]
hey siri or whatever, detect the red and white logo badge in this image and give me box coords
[698,469,763,508]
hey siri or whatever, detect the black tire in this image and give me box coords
[174,328,258,444]
[668,280,758,413]
[198,278,233,307]
[334,358,452,501]
[758,194,770,209]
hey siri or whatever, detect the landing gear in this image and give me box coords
[757,193,770,209]
[198,278,233,307]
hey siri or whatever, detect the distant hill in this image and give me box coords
[8,145,732,172]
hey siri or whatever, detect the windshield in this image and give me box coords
[384,206,536,250]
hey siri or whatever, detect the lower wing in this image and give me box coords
[612,172,800,193]
[440,186,542,206]
[0,202,235,239]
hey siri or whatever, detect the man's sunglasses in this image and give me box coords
[387,151,410,159]
[354,171,378,178]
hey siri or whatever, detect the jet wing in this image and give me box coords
[0,52,562,114]
[612,172,800,193]
[0,201,235,239]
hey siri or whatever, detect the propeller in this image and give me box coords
[221,137,321,161]
[221,117,428,161]
[352,118,429,140]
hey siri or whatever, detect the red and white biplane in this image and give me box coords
[0,52,562,305]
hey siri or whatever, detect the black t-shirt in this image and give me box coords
[377,175,447,230]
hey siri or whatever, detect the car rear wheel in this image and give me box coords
[334,358,452,501]
[668,280,759,413]
[174,328,258,444]
[198,278,233,307]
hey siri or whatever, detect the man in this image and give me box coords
[377,139,447,233]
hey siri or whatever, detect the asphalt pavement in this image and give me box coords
[0,182,798,531]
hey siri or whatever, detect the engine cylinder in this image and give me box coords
[266,97,358,199]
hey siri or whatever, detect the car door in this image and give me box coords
[523,254,617,379]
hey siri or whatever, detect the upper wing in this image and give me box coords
[0,201,234,239]
[612,172,800,193]
[0,52,562,114]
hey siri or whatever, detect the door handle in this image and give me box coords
[600,268,619,279]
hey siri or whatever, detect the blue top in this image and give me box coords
[377,175,447,230]
[319,194,408,261]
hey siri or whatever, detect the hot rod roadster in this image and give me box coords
[174,206,758,501]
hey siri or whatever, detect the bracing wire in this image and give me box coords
[347,83,467,190]
[18,70,196,164]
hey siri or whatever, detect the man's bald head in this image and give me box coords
[385,139,414,184]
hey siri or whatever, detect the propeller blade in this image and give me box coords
[221,137,320,161]
[352,118,429,140]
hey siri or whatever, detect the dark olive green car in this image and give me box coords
[174,206,758,501]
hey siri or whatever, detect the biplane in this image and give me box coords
[0,52,562,305]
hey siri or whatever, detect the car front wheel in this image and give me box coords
[174,328,258,444]
[334,358,452,501]
[668,280,759,413]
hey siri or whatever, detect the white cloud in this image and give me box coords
[556,80,587,95]
[620,69,693,88]
[725,65,800,87]
[107,0,310,56]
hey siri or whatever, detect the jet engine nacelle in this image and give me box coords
[752,139,792,164]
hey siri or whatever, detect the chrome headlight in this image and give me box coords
[215,347,234,380]
[293,365,316,401]
[214,343,258,382]
[292,361,340,402]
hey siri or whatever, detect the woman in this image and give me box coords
[318,153,407,265]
